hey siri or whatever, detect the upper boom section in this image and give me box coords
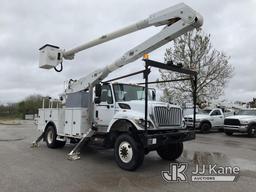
[39,3,203,70]
[63,3,202,59]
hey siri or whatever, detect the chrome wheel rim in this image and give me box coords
[252,128,256,135]
[47,129,54,144]
[119,141,133,163]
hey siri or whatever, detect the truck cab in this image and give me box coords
[94,83,184,132]
[95,83,155,130]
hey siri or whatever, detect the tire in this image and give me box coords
[224,130,233,136]
[157,143,183,161]
[248,125,256,138]
[200,122,211,133]
[114,134,144,171]
[44,125,66,148]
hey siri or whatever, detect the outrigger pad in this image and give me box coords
[31,133,45,148]
[67,152,81,161]
[31,142,40,148]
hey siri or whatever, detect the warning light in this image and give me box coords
[143,54,149,60]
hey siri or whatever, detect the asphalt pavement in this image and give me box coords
[0,121,256,192]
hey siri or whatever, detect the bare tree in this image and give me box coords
[158,29,234,105]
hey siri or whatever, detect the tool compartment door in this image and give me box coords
[72,108,88,136]
[64,109,73,135]
[38,109,46,131]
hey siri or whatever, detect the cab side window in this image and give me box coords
[100,85,113,104]
[210,110,221,116]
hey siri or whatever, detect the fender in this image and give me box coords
[248,122,256,129]
[107,110,154,132]
[199,120,212,128]
[44,121,57,133]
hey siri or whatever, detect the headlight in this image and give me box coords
[134,118,154,129]
[240,120,249,125]
[195,119,201,122]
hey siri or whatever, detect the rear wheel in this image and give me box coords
[248,125,256,138]
[114,134,144,171]
[157,143,183,161]
[45,125,66,148]
[200,122,211,133]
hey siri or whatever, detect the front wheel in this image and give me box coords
[200,122,211,133]
[157,143,183,161]
[114,134,144,171]
[248,125,256,138]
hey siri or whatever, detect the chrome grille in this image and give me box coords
[184,117,193,122]
[224,119,240,126]
[154,106,182,127]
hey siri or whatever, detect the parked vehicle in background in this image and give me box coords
[184,108,225,133]
[224,109,256,137]
[182,103,199,116]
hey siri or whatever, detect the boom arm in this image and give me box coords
[38,3,203,93]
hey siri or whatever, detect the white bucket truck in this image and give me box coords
[33,3,203,170]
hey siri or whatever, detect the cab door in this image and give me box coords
[210,109,223,127]
[94,84,115,129]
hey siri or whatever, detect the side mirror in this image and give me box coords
[152,90,156,101]
[95,84,102,97]
[94,97,101,104]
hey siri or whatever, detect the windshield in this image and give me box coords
[113,84,154,102]
[238,110,256,116]
[197,108,208,114]
[203,109,212,114]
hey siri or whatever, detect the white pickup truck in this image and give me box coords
[224,109,256,137]
[184,108,225,133]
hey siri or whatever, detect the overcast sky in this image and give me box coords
[0,0,255,104]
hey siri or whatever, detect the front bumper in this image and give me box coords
[224,125,248,133]
[138,129,195,150]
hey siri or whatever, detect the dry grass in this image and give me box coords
[0,116,21,125]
